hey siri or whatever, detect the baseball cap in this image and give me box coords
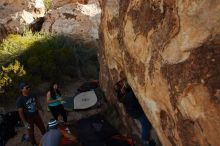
[19,82,29,90]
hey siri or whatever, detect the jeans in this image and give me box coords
[49,104,67,122]
[26,111,46,145]
[137,114,151,142]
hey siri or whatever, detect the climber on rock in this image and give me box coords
[115,79,155,146]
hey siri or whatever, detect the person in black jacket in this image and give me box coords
[115,80,153,146]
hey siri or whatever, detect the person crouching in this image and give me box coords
[39,119,61,146]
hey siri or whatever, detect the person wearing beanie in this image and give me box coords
[16,82,46,146]
[39,119,61,146]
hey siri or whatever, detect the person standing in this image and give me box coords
[46,82,67,123]
[16,82,46,146]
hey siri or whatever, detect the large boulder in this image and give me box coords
[41,0,101,42]
[99,1,220,146]
[0,0,45,41]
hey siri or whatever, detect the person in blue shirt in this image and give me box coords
[46,82,67,123]
[16,82,46,146]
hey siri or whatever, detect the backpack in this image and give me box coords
[76,114,117,146]
[76,114,136,146]
[0,111,21,145]
[77,80,99,93]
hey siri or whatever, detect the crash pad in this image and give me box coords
[63,90,97,111]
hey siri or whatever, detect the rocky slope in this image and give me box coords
[0,0,100,42]
[99,1,220,146]
[0,0,45,41]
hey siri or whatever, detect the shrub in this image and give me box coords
[0,31,45,66]
[0,31,99,103]
[43,0,52,10]
[0,60,26,92]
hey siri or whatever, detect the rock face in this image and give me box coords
[0,0,45,21]
[99,1,220,146]
[0,0,25,41]
[0,0,101,42]
[41,0,101,42]
[52,0,89,8]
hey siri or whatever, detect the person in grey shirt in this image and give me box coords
[39,119,61,146]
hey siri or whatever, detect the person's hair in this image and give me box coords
[49,82,61,100]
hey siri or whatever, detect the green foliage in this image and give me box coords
[0,31,99,83]
[43,0,52,10]
[0,31,46,66]
[0,60,26,88]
